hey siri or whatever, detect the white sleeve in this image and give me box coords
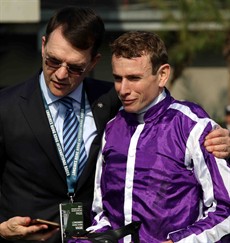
[87,132,111,232]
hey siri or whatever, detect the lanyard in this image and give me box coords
[43,89,86,198]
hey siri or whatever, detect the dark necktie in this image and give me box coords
[59,97,87,177]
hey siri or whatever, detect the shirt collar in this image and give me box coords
[39,71,83,105]
[137,89,166,124]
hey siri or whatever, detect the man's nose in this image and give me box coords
[55,65,69,79]
[119,79,131,95]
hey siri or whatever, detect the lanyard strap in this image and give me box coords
[43,89,86,196]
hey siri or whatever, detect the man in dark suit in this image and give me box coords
[0,6,229,243]
[0,7,120,243]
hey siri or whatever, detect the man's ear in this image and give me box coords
[158,64,170,88]
[89,53,101,71]
[41,36,46,58]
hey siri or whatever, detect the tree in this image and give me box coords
[141,0,230,95]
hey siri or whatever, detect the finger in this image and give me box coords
[26,224,49,235]
[204,125,221,140]
[8,216,31,228]
[205,126,229,140]
[205,145,214,153]
[3,217,48,240]
[206,144,228,151]
[205,144,229,158]
[212,151,230,159]
[0,217,55,241]
[18,217,31,227]
[204,138,226,147]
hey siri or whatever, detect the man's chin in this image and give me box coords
[123,106,138,113]
[49,87,69,97]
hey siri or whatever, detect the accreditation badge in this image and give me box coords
[59,202,84,243]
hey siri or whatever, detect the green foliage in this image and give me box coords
[139,0,230,87]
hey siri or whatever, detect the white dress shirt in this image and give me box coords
[39,72,97,157]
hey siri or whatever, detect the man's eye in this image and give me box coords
[50,58,61,65]
[129,77,140,81]
[69,65,83,73]
[113,76,122,82]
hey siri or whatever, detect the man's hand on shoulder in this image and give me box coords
[204,126,230,159]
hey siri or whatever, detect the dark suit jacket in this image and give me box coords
[0,71,121,243]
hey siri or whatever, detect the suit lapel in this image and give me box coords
[76,79,116,190]
[19,75,66,184]
[83,78,114,133]
[18,76,118,192]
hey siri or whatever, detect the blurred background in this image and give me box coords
[0,0,230,125]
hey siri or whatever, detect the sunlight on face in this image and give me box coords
[112,55,166,113]
[41,27,94,97]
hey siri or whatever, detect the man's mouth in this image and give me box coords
[52,80,68,89]
[122,99,135,105]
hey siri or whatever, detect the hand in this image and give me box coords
[0,216,59,241]
[162,240,173,243]
[204,126,230,158]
